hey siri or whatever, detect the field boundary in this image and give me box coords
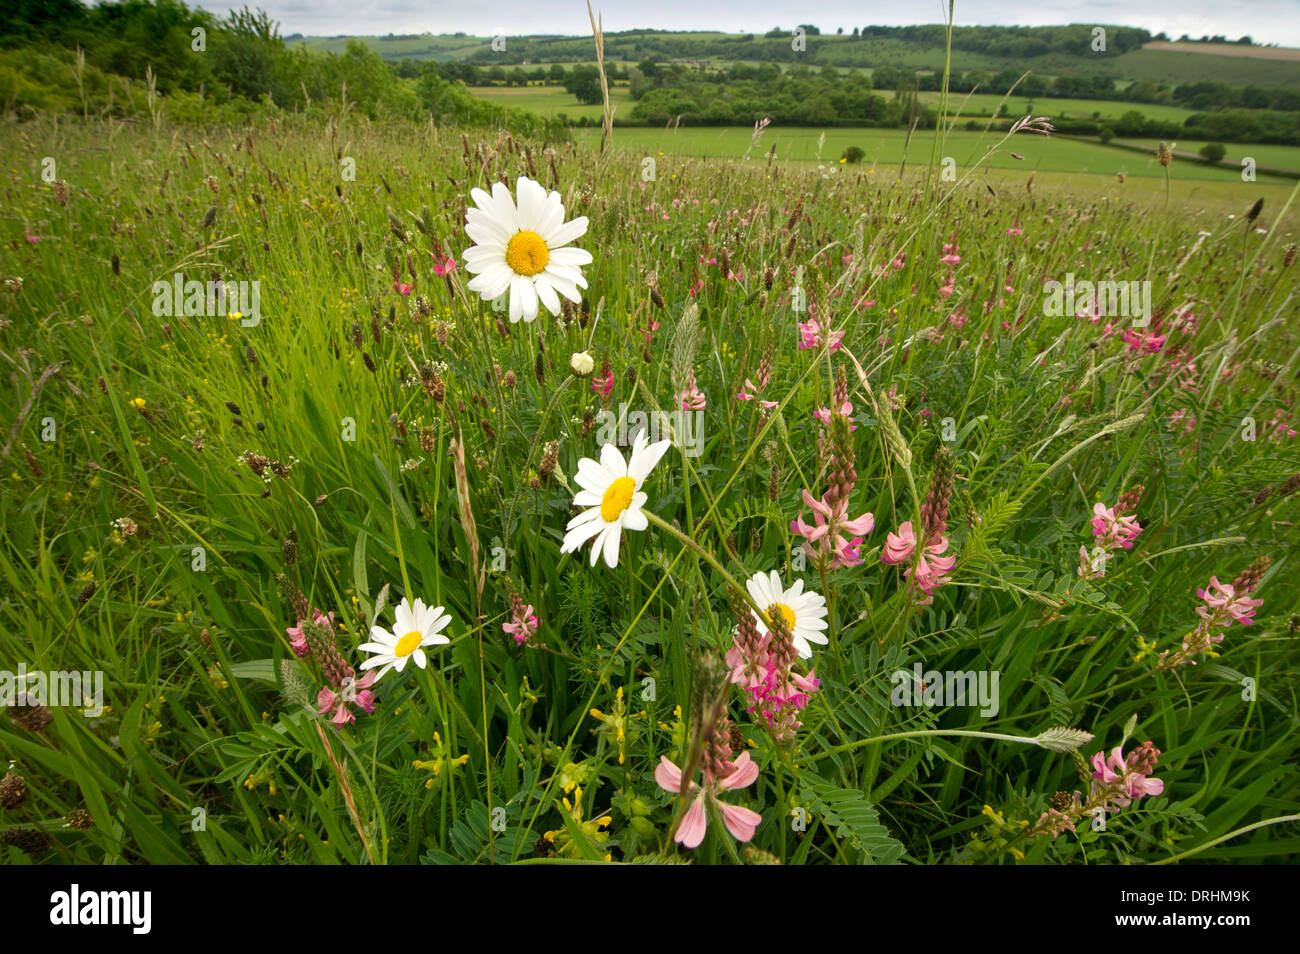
[1055,134,1300,181]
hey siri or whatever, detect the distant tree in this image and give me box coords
[836,27,843,35]
[1021,74,1047,97]
[852,27,859,37]
[1114,110,1148,136]
[564,64,602,104]
[1199,142,1226,163]
[841,145,865,163]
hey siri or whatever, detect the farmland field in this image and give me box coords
[1111,138,1300,172]
[918,92,1197,125]
[573,126,1300,184]
[468,83,634,121]
[471,85,1200,126]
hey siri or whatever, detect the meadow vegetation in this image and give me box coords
[1,0,1298,867]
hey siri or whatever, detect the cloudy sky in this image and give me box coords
[191,0,1300,47]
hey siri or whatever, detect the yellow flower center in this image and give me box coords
[505,230,550,276]
[394,630,423,657]
[769,603,797,631]
[600,476,636,522]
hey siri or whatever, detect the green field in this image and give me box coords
[920,92,1196,124]
[1116,47,1300,88]
[1112,139,1300,171]
[290,32,486,60]
[470,86,1197,127]
[467,84,633,122]
[572,126,1300,184]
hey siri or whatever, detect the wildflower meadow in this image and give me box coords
[1,1,1299,890]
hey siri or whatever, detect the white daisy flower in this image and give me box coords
[560,431,671,568]
[357,596,452,683]
[462,175,592,323]
[746,570,829,659]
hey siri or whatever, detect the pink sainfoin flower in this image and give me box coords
[291,609,378,727]
[881,522,956,601]
[1168,407,1196,435]
[1090,502,1142,550]
[880,522,918,565]
[790,489,874,568]
[1077,485,1143,579]
[432,257,456,276]
[1196,577,1264,625]
[1157,557,1270,669]
[317,671,377,726]
[1007,222,1023,237]
[393,280,414,296]
[812,400,854,429]
[1121,328,1165,354]
[790,367,873,569]
[1033,737,1166,839]
[656,749,762,850]
[735,379,777,408]
[798,317,844,352]
[287,608,334,658]
[676,368,707,411]
[1089,741,1164,809]
[724,590,819,740]
[881,448,956,604]
[502,588,540,646]
[590,361,613,401]
[939,242,961,266]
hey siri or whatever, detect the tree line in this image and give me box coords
[0,0,565,138]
